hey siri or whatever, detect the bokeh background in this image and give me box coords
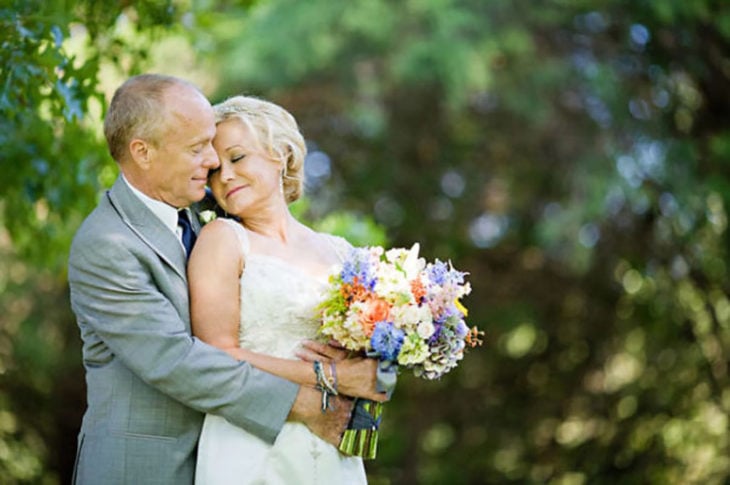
[2,0,729,483]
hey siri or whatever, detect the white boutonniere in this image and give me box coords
[198,210,217,225]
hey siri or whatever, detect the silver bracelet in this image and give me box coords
[314,360,338,412]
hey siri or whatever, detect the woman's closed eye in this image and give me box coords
[209,154,244,176]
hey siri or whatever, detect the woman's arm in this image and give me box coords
[227,345,385,402]
[189,220,244,354]
[188,221,386,403]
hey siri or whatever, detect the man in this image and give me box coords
[68,74,352,483]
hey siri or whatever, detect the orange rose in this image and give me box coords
[360,297,392,336]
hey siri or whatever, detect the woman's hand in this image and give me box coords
[296,340,388,403]
[335,357,388,402]
[295,339,349,362]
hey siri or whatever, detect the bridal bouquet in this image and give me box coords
[319,244,482,459]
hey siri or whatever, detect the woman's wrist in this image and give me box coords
[329,361,338,392]
[313,360,338,412]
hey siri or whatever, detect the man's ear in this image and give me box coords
[129,138,153,169]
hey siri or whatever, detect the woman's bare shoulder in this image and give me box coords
[191,218,247,267]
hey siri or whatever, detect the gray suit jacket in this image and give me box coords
[68,176,298,484]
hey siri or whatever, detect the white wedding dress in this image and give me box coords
[195,220,367,485]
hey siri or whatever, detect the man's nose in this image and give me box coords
[203,145,220,170]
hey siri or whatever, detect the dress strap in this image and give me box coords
[219,218,250,258]
[324,234,353,263]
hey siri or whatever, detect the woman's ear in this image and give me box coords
[129,138,153,170]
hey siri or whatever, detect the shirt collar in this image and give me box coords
[121,175,183,235]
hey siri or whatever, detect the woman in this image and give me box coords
[189,95,384,484]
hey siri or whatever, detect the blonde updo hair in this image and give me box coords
[213,95,306,204]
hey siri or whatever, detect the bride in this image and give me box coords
[188,95,386,484]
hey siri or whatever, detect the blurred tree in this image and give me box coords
[0,0,187,482]
[1,0,729,483]
[197,0,730,483]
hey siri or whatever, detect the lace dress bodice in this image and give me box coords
[239,254,329,358]
[230,219,350,358]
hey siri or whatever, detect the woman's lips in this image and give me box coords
[226,185,246,199]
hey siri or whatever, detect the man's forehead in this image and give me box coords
[164,96,214,125]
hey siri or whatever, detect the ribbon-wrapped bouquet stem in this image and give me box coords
[319,244,482,459]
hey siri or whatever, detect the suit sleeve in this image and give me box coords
[68,227,298,443]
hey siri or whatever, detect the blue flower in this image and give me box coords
[428,322,443,344]
[433,303,459,326]
[370,321,405,362]
[427,261,449,286]
[341,248,377,290]
[455,320,469,338]
[428,260,466,286]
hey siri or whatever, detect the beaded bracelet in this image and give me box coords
[314,360,338,412]
[329,361,338,392]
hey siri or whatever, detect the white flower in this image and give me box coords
[458,281,472,298]
[390,303,431,332]
[374,265,412,301]
[401,243,426,279]
[384,244,425,280]
[417,320,436,339]
[198,210,217,225]
[384,247,408,264]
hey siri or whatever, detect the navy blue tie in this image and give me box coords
[177,209,196,258]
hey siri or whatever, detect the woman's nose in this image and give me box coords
[219,161,235,181]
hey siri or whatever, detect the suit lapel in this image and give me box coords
[190,208,202,235]
[107,177,188,281]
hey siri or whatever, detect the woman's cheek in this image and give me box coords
[210,183,226,207]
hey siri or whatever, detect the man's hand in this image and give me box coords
[288,386,354,447]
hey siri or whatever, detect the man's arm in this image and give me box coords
[289,386,354,447]
[69,229,297,443]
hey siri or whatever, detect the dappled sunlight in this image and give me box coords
[499,322,540,359]
[3,0,730,482]
[603,352,643,393]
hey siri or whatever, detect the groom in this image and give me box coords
[68,74,353,483]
